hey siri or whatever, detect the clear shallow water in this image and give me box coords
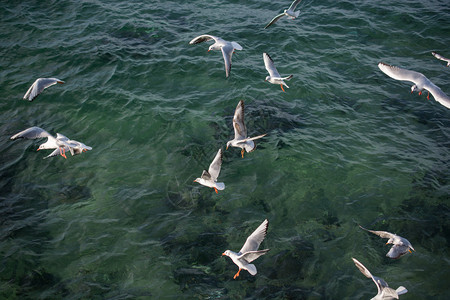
[0,0,449,299]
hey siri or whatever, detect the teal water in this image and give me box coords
[0,0,449,299]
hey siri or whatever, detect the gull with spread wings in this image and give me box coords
[194,148,225,194]
[352,258,408,300]
[263,52,293,92]
[264,0,303,29]
[226,100,266,158]
[23,78,64,101]
[222,219,270,279]
[189,34,243,78]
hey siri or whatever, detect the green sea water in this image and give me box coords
[0,0,449,299]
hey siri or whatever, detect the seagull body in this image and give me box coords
[189,34,243,78]
[194,148,225,193]
[222,219,270,279]
[264,0,303,29]
[432,51,450,67]
[23,78,64,101]
[44,136,92,159]
[378,62,450,109]
[359,225,414,259]
[263,52,293,92]
[352,258,408,300]
[226,100,266,158]
[10,126,86,159]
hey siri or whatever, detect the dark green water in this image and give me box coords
[0,0,449,299]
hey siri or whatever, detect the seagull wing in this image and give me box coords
[264,13,285,29]
[238,249,270,263]
[378,62,425,84]
[288,0,303,11]
[189,34,217,45]
[233,100,247,140]
[23,78,64,101]
[10,126,52,140]
[359,225,395,239]
[352,258,382,295]
[386,244,409,259]
[432,51,450,63]
[239,219,269,254]
[263,53,281,78]
[221,44,234,78]
[200,170,212,181]
[207,148,222,182]
[423,80,450,109]
[43,148,63,159]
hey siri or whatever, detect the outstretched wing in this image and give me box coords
[221,44,234,78]
[238,249,270,263]
[263,53,281,78]
[288,0,303,11]
[233,100,247,140]
[189,34,217,45]
[432,51,450,63]
[23,78,64,101]
[359,225,395,239]
[10,126,51,140]
[239,219,269,254]
[378,62,425,85]
[207,148,222,182]
[264,13,285,29]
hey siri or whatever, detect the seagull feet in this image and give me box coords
[233,269,242,279]
[280,84,285,92]
[241,149,245,158]
[427,91,430,100]
[214,187,218,194]
[59,147,67,159]
[418,91,422,96]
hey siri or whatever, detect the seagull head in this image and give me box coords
[193,178,201,183]
[222,250,231,257]
[208,44,220,52]
[386,237,395,245]
[265,76,270,82]
[226,141,232,150]
[37,141,53,151]
[410,84,419,93]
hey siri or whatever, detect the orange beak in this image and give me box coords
[222,253,226,256]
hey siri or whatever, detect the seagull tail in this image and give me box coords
[283,75,293,81]
[396,286,408,295]
[294,11,300,18]
[215,182,225,191]
[231,42,243,51]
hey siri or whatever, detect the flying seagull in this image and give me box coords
[44,134,92,159]
[378,62,450,109]
[432,52,450,67]
[23,78,64,101]
[10,126,87,159]
[189,34,243,78]
[352,258,408,300]
[359,225,415,259]
[226,100,266,158]
[194,148,225,193]
[263,52,293,92]
[222,219,270,279]
[264,0,303,29]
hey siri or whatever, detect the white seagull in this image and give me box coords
[432,51,450,67]
[264,52,293,92]
[44,134,92,159]
[359,225,415,259]
[194,148,225,193]
[226,100,267,158]
[378,62,450,109]
[352,258,408,300]
[10,126,85,159]
[264,0,303,29]
[222,219,270,279]
[23,78,65,101]
[189,34,243,78]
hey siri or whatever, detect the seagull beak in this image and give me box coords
[222,253,226,256]
[36,148,40,151]
[386,242,389,245]
[408,249,412,253]
[226,145,229,150]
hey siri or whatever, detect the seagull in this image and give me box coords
[432,52,450,67]
[226,100,266,158]
[222,219,270,279]
[193,148,225,193]
[264,0,303,29]
[378,62,450,109]
[10,126,80,159]
[44,135,92,159]
[263,52,293,92]
[23,78,64,101]
[352,258,408,300]
[189,34,243,78]
[359,225,415,259]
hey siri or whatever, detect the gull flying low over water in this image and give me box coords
[23,78,64,101]
[263,52,293,92]
[378,62,450,109]
[352,258,408,300]
[189,34,243,78]
[359,225,415,259]
[432,51,450,67]
[194,148,225,193]
[226,100,266,158]
[10,126,90,159]
[222,219,270,279]
[264,0,303,29]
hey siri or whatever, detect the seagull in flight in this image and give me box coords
[264,0,303,29]
[263,52,293,92]
[189,34,243,78]
[194,148,225,193]
[226,100,266,158]
[222,219,270,279]
[23,78,64,101]
[378,62,450,109]
[352,258,408,300]
[359,225,415,259]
